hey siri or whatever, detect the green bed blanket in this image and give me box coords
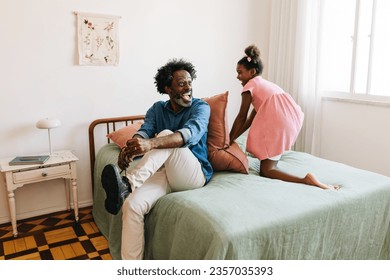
[93,143,390,260]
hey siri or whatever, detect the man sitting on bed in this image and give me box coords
[101,58,213,260]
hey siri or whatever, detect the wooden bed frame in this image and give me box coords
[88,115,145,190]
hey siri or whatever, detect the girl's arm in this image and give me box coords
[242,108,256,133]
[229,91,253,144]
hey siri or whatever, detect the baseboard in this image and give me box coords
[0,199,93,225]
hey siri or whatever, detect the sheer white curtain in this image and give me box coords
[267,0,322,155]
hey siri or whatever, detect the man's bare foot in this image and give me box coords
[304,173,339,190]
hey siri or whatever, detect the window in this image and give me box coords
[319,0,390,97]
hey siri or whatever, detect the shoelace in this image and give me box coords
[120,169,131,194]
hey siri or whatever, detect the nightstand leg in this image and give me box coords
[7,190,18,237]
[65,178,70,211]
[72,179,79,222]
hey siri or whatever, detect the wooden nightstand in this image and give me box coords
[0,150,79,237]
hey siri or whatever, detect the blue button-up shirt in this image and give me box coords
[135,98,213,184]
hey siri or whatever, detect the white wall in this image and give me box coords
[318,98,390,177]
[0,0,271,223]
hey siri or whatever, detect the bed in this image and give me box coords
[89,115,390,260]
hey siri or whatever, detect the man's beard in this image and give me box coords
[173,91,193,107]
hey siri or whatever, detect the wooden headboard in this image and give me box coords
[88,115,145,191]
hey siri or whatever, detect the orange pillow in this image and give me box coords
[203,92,249,174]
[202,92,230,150]
[107,122,142,148]
[208,142,249,173]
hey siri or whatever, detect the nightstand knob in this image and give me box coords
[41,172,48,177]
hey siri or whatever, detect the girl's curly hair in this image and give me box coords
[237,45,264,75]
[154,59,197,94]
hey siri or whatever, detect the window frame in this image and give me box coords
[320,0,390,102]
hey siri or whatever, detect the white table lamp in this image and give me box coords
[36,118,61,155]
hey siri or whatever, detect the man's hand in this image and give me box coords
[118,147,131,170]
[117,132,184,170]
[117,138,150,170]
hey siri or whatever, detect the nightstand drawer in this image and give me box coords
[13,164,71,184]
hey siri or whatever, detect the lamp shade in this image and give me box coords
[36,118,61,129]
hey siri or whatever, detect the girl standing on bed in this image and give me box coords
[230,45,338,190]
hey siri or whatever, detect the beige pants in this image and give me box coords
[121,130,205,260]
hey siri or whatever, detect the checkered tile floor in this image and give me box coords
[0,207,112,260]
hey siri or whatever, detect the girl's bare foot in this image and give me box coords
[304,173,339,190]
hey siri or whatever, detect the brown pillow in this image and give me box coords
[202,92,230,150]
[106,122,142,148]
[208,142,249,174]
[203,92,249,174]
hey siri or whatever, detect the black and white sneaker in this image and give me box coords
[101,164,132,215]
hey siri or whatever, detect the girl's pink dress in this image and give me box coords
[243,76,304,160]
